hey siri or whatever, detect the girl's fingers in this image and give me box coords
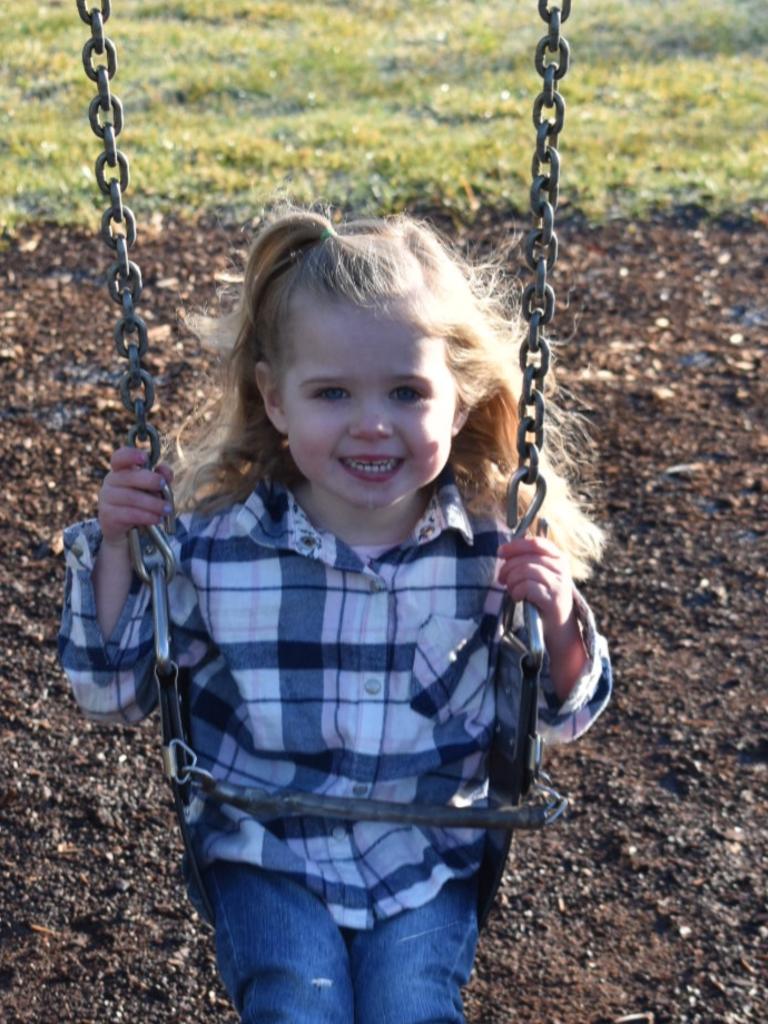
[155,462,174,486]
[109,447,173,485]
[498,536,561,560]
[498,554,565,588]
[99,497,169,543]
[498,537,568,585]
[499,550,563,573]
[100,449,174,544]
[110,446,148,471]
[505,580,553,609]
[105,467,170,495]
[502,560,573,613]
[498,546,574,622]
[103,508,168,535]
[102,483,168,511]
[499,564,558,595]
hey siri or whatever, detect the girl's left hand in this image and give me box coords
[498,536,588,700]
[497,536,576,644]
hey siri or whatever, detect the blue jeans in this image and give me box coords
[205,861,479,1023]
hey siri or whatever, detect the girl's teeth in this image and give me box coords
[345,459,397,473]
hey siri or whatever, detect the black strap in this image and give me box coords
[157,666,215,925]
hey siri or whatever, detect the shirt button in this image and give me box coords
[352,783,369,797]
[331,826,347,842]
[369,578,385,593]
[364,677,381,695]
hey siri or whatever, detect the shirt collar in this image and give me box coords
[234,466,475,556]
[413,467,475,547]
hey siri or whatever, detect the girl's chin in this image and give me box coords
[296,473,432,543]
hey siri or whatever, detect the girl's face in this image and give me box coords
[255,295,467,545]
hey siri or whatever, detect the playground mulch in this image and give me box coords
[0,210,765,1023]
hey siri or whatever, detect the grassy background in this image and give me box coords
[1,0,767,230]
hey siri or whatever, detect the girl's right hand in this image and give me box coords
[98,446,174,545]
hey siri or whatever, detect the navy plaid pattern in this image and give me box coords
[59,471,611,928]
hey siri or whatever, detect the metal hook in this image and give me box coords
[163,738,213,787]
[507,468,547,539]
[128,523,176,585]
[160,479,176,535]
[533,771,569,824]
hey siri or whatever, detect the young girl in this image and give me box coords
[60,207,611,1023]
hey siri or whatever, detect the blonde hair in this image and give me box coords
[173,204,604,579]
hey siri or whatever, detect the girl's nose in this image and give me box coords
[349,402,393,438]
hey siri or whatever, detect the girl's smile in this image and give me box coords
[255,294,467,545]
[340,456,402,480]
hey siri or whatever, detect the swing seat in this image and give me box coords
[160,598,565,929]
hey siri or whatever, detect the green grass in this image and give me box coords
[1,0,767,230]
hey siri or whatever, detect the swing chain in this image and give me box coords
[77,0,163,469]
[510,1,571,539]
[77,2,176,665]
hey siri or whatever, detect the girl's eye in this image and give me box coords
[391,385,424,403]
[316,386,347,400]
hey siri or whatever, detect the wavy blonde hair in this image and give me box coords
[172,204,604,579]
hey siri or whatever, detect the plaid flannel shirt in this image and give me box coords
[59,471,611,929]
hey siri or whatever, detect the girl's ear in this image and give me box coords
[451,403,469,437]
[255,362,288,434]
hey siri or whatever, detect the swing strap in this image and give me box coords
[156,665,216,923]
[162,730,567,832]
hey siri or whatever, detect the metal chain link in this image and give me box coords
[76,0,162,469]
[508,0,572,538]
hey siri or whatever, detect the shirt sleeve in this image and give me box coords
[58,518,161,724]
[535,588,612,744]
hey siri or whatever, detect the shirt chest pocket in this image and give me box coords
[410,615,490,725]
